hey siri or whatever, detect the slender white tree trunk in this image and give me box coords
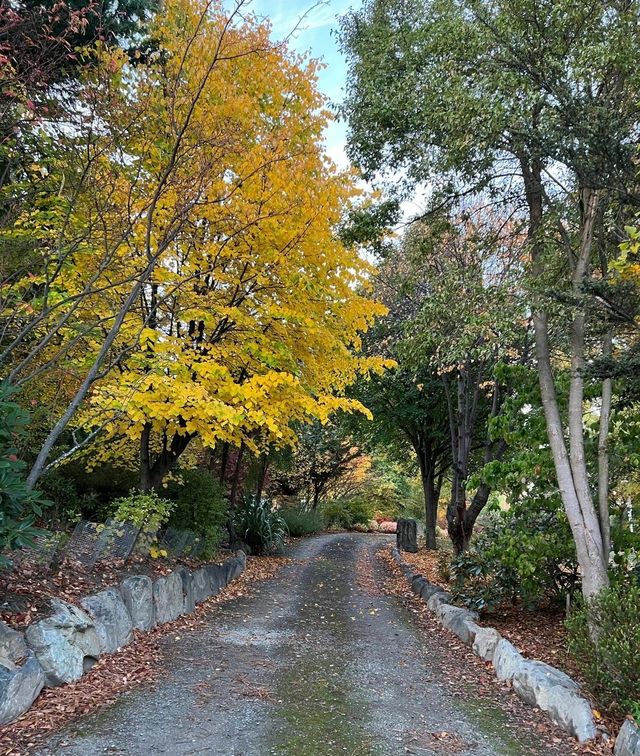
[532,187,609,600]
[597,329,613,558]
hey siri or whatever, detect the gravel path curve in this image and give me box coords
[40,533,573,756]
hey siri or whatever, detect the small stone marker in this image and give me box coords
[396,518,418,553]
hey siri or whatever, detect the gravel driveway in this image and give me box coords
[41,533,574,755]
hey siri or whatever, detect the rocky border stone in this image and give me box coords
[1,551,246,725]
[615,719,640,756]
[391,546,597,743]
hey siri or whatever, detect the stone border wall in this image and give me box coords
[391,546,599,744]
[616,720,640,756]
[0,551,247,726]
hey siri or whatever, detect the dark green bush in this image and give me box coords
[321,497,372,529]
[234,495,287,555]
[39,470,82,527]
[0,383,50,566]
[279,507,324,537]
[167,469,228,557]
[566,582,640,717]
[451,502,579,613]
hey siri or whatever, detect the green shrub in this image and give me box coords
[451,502,579,613]
[436,540,454,583]
[39,470,82,527]
[321,496,372,529]
[112,489,175,531]
[234,496,287,555]
[168,469,227,557]
[566,582,640,717]
[279,507,324,537]
[0,383,50,566]
[112,489,175,556]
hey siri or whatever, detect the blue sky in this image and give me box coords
[249,0,355,168]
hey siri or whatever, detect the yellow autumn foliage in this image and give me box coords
[48,0,390,472]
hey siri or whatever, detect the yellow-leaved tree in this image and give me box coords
[3,0,388,488]
[75,0,389,489]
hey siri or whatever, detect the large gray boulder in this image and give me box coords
[411,575,428,596]
[233,550,247,576]
[192,568,211,604]
[205,564,227,596]
[439,606,479,645]
[0,654,45,725]
[81,589,133,653]
[25,599,100,686]
[426,591,452,614]
[153,572,183,624]
[544,686,597,742]
[419,582,443,601]
[493,638,526,681]
[472,626,501,662]
[512,659,578,706]
[615,720,640,756]
[512,659,592,740]
[174,566,195,615]
[120,575,154,631]
[0,621,27,661]
[222,553,245,584]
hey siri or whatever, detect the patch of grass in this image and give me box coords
[274,657,376,756]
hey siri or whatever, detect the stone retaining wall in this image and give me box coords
[615,720,640,756]
[0,551,247,726]
[391,546,599,743]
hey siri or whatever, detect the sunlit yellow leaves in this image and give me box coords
[8,0,391,472]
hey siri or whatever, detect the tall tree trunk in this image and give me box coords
[218,442,230,484]
[523,162,609,600]
[255,455,269,504]
[413,436,442,550]
[597,329,613,559]
[229,442,245,509]
[227,442,246,547]
[421,461,438,550]
[139,424,194,492]
[139,422,153,490]
[26,272,150,489]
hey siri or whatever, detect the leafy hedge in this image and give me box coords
[451,501,579,613]
[567,582,640,718]
[167,469,227,557]
[279,507,324,537]
[321,497,372,529]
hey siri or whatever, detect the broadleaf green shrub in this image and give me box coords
[234,496,288,555]
[451,502,579,613]
[279,507,324,537]
[566,582,640,717]
[0,383,50,567]
[112,490,175,531]
[322,497,372,530]
[167,469,227,557]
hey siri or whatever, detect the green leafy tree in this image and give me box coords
[340,0,640,600]
[347,216,452,548]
